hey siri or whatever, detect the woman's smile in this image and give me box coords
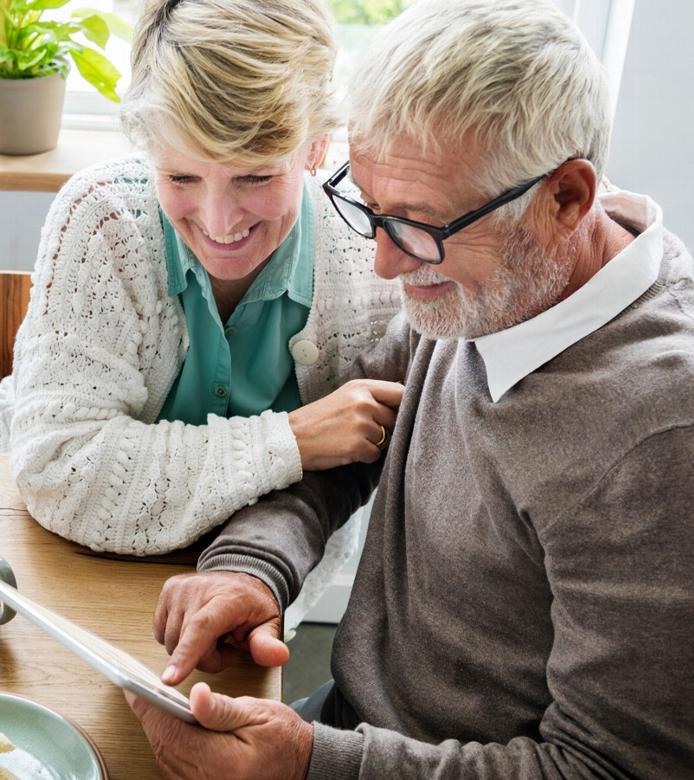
[197,222,257,251]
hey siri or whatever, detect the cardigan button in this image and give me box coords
[291,339,320,366]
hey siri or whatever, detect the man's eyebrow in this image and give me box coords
[349,174,444,222]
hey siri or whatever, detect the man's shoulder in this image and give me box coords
[556,284,694,428]
[488,277,694,521]
[599,236,693,389]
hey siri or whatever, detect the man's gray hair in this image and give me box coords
[348,0,611,212]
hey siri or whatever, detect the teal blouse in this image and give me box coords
[157,186,314,424]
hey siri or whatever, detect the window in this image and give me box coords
[555,0,636,117]
[58,0,633,130]
[56,0,134,127]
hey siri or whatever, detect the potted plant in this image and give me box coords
[0,0,131,155]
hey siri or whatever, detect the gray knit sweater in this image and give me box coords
[199,231,694,779]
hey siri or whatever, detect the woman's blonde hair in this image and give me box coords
[349,0,611,205]
[121,0,337,163]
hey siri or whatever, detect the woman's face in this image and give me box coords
[151,142,309,282]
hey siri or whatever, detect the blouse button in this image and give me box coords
[291,339,320,366]
[214,385,228,398]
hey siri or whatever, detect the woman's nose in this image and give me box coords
[198,191,245,237]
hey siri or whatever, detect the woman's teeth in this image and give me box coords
[202,227,251,244]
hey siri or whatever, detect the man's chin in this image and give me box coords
[402,305,468,340]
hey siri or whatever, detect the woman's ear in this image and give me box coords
[306,134,330,174]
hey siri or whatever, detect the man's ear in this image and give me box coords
[546,158,597,234]
[307,134,330,173]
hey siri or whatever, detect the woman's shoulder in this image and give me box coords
[62,154,154,192]
[306,172,363,255]
[51,155,160,228]
[307,173,376,271]
[305,172,399,298]
[36,155,168,299]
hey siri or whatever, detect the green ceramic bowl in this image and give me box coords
[0,693,107,779]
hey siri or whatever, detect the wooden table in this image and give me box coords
[0,455,281,778]
[0,129,135,192]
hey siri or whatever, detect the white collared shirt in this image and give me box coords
[473,189,664,402]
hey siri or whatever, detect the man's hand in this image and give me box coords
[154,571,289,686]
[126,682,313,780]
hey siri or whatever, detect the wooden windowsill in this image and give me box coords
[0,128,136,193]
[0,127,348,194]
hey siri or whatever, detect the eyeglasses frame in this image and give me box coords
[322,161,547,264]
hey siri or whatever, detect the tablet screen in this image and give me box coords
[0,580,196,723]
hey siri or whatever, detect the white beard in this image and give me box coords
[399,223,577,340]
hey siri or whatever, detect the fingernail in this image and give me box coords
[162,665,176,683]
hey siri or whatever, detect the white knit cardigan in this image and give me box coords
[1,157,400,625]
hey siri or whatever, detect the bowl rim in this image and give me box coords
[0,691,109,779]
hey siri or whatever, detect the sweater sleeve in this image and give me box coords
[9,168,302,555]
[197,459,382,609]
[0,375,14,453]
[306,426,694,779]
[196,315,414,604]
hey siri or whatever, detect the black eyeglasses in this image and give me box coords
[323,161,547,264]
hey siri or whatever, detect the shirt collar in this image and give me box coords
[473,189,664,402]
[161,178,314,307]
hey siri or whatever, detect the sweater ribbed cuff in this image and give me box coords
[307,723,364,780]
[254,410,303,493]
[196,553,290,612]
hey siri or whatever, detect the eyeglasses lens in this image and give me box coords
[388,221,441,262]
[333,197,374,238]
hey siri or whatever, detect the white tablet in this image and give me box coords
[0,579,196,723]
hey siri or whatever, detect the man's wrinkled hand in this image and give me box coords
[126,682,313,780]
[154,571,289,686]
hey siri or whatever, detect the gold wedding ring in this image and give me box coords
[375,424,388,447]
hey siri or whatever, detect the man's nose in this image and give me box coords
[373,229,422,280]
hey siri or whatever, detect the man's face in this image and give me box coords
[348,137,575,339]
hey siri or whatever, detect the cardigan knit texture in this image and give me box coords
[0,157,400,625]
[198,230,694,778]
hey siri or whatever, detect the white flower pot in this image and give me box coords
[0,73,67,156]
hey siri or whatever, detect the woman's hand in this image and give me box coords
[288,379,404,470]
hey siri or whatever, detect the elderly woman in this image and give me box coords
[0,0,401,626]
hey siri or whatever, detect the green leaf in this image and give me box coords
[1,0,128,91]
[41,51,68,76]
[74,12,108,48]
[69,44,121,101]
[0,42,19,77]
[25,0,72,10]
[23,20,81,42]
[71,8,132,43]
[16,45,48,70]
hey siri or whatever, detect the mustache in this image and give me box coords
[399,267,447,286]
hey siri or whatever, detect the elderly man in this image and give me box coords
[127,0,694,777]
